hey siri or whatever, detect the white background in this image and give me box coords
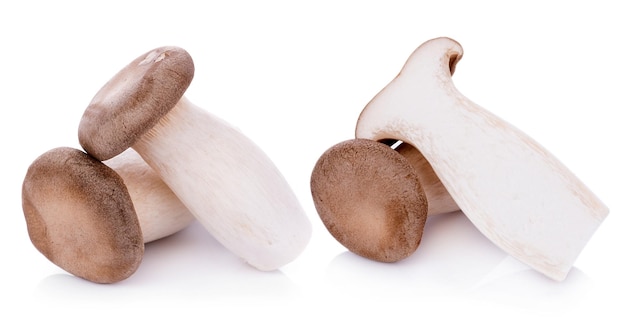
[2,1,623,315]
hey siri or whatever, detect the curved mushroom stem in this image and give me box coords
[132,96,312,271]
[104,148,195,243]
[356,37,609,281]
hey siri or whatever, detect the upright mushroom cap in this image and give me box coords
[78,46,195,161]
[310,138,428,262]
[22,147,144,284]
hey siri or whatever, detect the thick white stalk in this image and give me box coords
[104,149,195,243]
[133,97,311,271]
[394,142,460,215]
[356,37,608,281]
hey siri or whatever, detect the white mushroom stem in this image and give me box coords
[356,37,609,281]
[104,148,195,243]
[132,96,311,271]
[393,141,460,215]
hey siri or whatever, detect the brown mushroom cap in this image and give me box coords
[78,46,195,161]
[310,138,428,262]
[22,147,144,283]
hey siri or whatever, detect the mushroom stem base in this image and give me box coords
[133,97,311,271]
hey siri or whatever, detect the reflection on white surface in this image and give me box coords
[34,221,299,305]
[320,212,595,314]
[470,261,592,311]
[20,203,612,317]
[33,211,596,311]
[325,212,511,291]
[26,198,609,317]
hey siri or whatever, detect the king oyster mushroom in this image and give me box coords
[78,46,311,271]
[311,138,459,262]
[355,37,609,281]
[22,147,194,283]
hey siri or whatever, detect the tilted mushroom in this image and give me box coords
[355,37,609,281]
[22,147,194,283]
[78,46,312,271]
[310,138,459,263]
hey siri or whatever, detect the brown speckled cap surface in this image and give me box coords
[22,147,144,284]
[310,139,428,262]
[78,46,194,161]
